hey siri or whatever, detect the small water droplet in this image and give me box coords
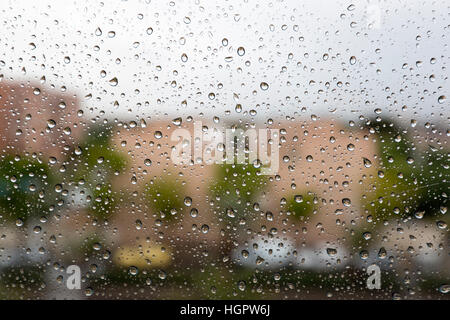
[363,157,372,168]
[109,77,118,86]
[326,248,337,256]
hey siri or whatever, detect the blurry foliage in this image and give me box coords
[416,150,449,214]
[89,183,119,220]
[374,120,415,165]
[0,155,55,223]
[211,163,267,221]
[286,193,316,220]
[144,177,184,222]
[68,125,126,220]
[362,119,448,221]
[89,263,401,299]
[363,170,419,221]
[77,234,103,257]
[0,266,45,300]
[70,125,127,180]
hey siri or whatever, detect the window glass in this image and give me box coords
[0,0,448,300]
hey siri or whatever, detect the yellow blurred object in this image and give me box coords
[113,243,171,268]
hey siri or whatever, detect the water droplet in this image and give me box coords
[378,247,387,259]
[154,131,162,139]
[15,219,24,227]
[172,117,182,126]
[359,250,369,260]
[363,232,372,240]
[158,271,167,280]
[439,284,450,294]
[184,197,192,207]
[342,198,351,207]
[109,77,118,86]
[85,288,94,297]
[326,248,337,256]
[201,224,209,234]
[237,47,245,56]
[135,220,142,230]
[436,221,447,230]
[415,211,425,219]
[129,266,139,276]
[190,208,198,218]
[363,157,372,168]
[226,208,236,218]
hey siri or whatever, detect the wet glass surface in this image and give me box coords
[0,0,448,300]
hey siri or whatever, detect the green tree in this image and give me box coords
[285,192,317,220]
[0,155,55,223]
[144,177,185,222]
[68,125,126,220]
[416,149,449,215]
[211,163,267,223]
[210,163,268,255]
[361,119,420,221]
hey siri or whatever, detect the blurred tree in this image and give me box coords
[416,149,449,216]
[144,176,185,223]
[362,119,449,221]
[68,125,126,220]
[0,155,55,223]
[209,162,268,256]
[361,119,421,221]
[211,163,267,223]
[285,192,317,221]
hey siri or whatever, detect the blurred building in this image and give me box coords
[0,80,83,159]
[108,118,378,269]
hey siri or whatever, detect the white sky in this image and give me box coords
[1,0,449,126]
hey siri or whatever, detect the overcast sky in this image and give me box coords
[1,0,449,126]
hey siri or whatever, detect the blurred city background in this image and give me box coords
[0,0,448,299]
